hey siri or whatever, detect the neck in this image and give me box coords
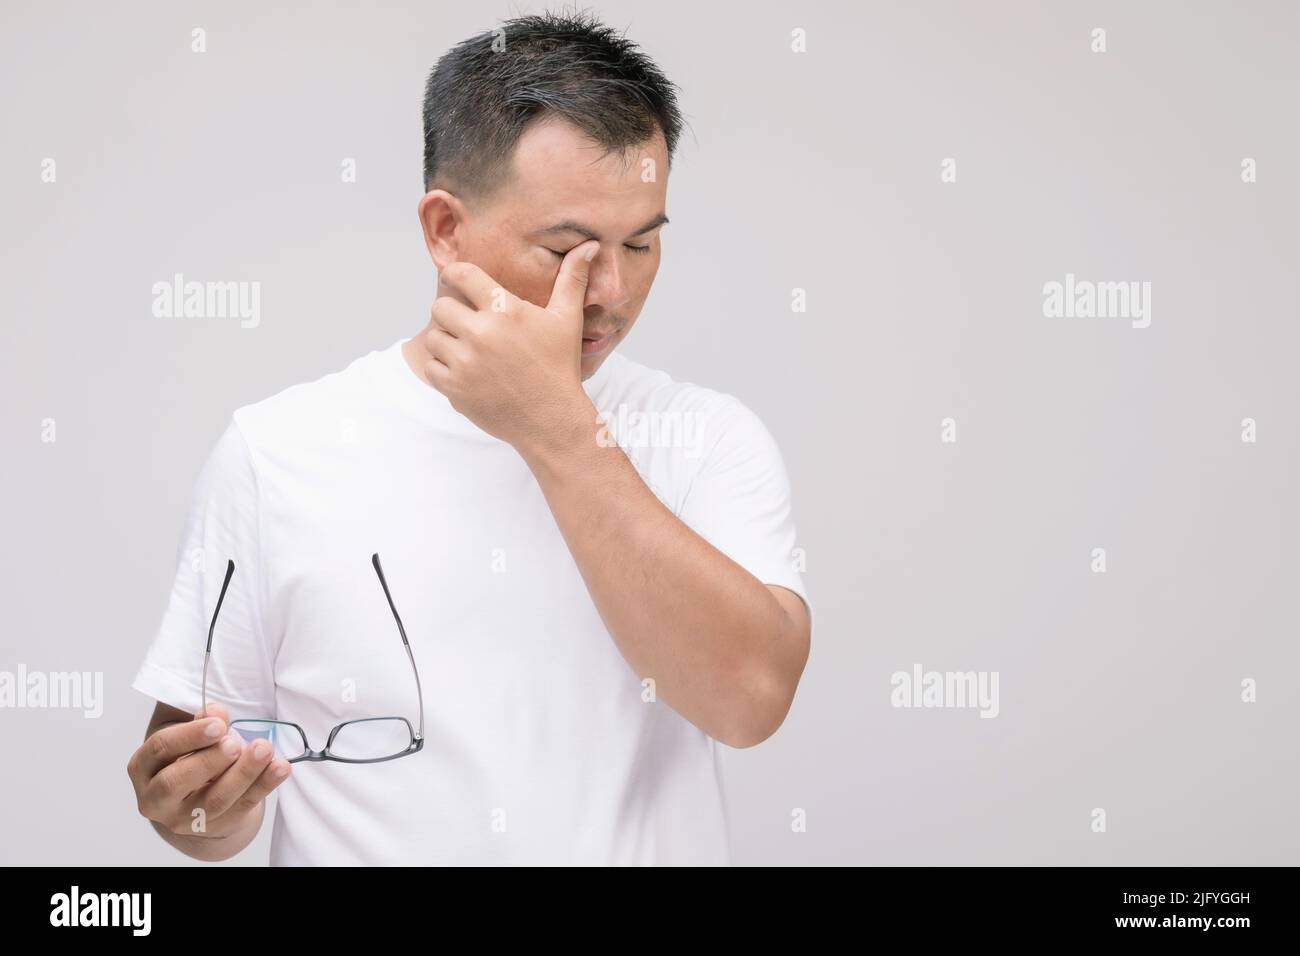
[401,332,433,387]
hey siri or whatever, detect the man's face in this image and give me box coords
[434,118,669,380]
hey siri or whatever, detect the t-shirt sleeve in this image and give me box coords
[131,417,278,719]
[677,398,811,622]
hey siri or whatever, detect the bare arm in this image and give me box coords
[418,249,811,748]
[519,396,812,749]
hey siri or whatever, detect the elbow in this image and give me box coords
[712,599,811,750]
[715,663,800,750]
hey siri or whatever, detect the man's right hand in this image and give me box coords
[127,703,292,849]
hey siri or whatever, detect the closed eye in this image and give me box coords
[545,244,653,257]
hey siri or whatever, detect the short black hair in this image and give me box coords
[421,10,685,203]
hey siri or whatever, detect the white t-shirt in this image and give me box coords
[132,337,808,865]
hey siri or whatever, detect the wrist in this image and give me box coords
[514,389,600,473]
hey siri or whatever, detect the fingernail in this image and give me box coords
[584,242,599,262]
[221,736,242,758]
[274,765,290,779]
[252,740,271,760]
[204,720,224,738]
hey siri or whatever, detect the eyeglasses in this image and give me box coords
[202,553,425,764]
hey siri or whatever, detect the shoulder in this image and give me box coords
[596,353,773,451]
[594,353,788,487]
[229,344,389,453]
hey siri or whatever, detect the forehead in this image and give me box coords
[497,117,668,228]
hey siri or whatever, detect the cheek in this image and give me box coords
[639,244,662,277]
[519,261,564,307]
[630,258,659,302]
[486,255,555,308]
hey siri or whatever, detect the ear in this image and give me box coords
[417,189,466,270]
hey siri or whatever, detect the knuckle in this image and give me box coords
[153,770,180,801]
[201,792,230,818]
[146,732,169,762]
[140,787,168,821]
[230,794,260,817]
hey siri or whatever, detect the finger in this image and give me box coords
[192,736,287,819]
[223,757,293,820]
[197,701,229,724]
[144,729,244,809]
[424,357,452,394]
[424,324,461,368]
[546,239,599,317]
[132,712,229,781]
[438,260,504,312]
[430,294,477,337]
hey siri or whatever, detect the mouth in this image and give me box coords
[581,328,620,356]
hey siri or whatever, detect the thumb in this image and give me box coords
[546,239,599,318]
[196,701,230,730]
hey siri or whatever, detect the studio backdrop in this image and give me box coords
[1,0,1296,865]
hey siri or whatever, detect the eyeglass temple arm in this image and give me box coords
[371,553,425,742]
[201,559,237,719]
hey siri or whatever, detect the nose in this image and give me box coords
[584,245,633,312]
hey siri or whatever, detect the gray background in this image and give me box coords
[1,0,1296,865]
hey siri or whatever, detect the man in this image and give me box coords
[126,10,810,866]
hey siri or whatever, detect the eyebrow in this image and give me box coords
[529,212,669,243]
